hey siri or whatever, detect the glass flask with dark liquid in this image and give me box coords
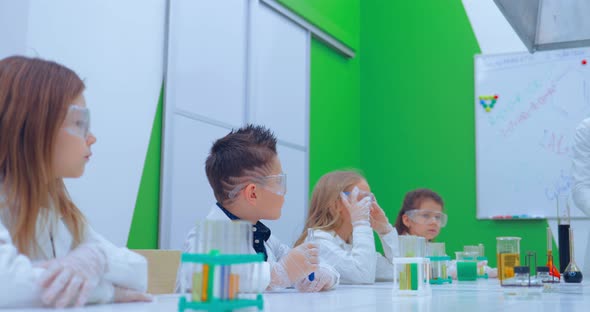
[563,228,583,283]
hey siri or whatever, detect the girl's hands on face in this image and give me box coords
[369,199,393,235]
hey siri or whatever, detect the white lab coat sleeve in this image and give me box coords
[571,118,590,277]
[175,225,197,293]
[85,226,147,292]
[265,235,294,290]
[0,221,45,308]
[316,225,377,284]
[572,118,590,216]
[266,235,291,263]
[374,229,398,281]
[379,228,399,261]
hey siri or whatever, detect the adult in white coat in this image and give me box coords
[176,125,339,293]
[0,56,149,308]
[294,171,399,284]
[570,117,590,276]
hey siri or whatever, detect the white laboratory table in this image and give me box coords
[6,280,590,312]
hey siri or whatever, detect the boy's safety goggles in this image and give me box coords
[228,173,287,198]
[405,210,448,227]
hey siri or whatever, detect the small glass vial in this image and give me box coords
[536,266,551,283]
[513,266,530,286]
[536,266,555,290]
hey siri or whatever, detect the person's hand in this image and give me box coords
[295,265,337,292]
[39,243,107,308]
[370,199,394,235]
[340,187,372,227]
[113,287,153,303]
[269,242,319,288]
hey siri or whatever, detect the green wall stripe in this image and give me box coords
[309,38,361,188]
[276,0,359,51]
[127,84,163,249]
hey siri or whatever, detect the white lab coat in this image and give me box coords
[0,207,147,308]
[569,117,590,276]
[176,204,340,292]
[313,224,399,284]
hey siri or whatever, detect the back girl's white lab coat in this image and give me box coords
[569,117,590,276]
[313,224,399,284]
[0,208,147,308]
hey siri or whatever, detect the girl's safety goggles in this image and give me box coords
[405,210,448,227]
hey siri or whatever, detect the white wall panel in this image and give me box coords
[0,0,29,58]
[163,117,229,250]
[167,0,247,127]
[248,1,309,148]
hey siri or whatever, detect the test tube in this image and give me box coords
[306,228,315,281]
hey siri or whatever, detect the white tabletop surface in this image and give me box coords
[6,279,590,311]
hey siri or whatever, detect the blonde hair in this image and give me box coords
[0,56,86,256]
[294,170,365,246]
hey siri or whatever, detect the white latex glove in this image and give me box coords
[485,266,498,278]
[448,260,457,279]
[370,199,393,235]
[39,243,107,308]
[113,286,153,303]
[340,187,372,227]
[269,242,319,289]
[295,265,339,292]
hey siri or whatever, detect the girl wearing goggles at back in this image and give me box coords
[393,188,447,241]
[393,189,496,278]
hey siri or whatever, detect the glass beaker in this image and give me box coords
[496,237,521,281]
[455,251,478,281]
[399,235,426,257]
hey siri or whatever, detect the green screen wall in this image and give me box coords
[360,1,549,266]
[127,87,163,249]
[309,38,361,188]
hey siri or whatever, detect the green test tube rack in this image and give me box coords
[427,256,452,284]
[178,250,264,312]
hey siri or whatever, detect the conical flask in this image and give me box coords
[563,228,583,283]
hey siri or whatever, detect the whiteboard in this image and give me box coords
[475,48,590,219]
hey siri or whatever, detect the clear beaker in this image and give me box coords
[496,237,521,281]
[464,244,487,277]
[399,235,426,257]
[455,251,478,281]
[397,236,427,292]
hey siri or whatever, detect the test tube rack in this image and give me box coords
[178,250,264,312]
[427,256,452,284]
[393,257,432,296]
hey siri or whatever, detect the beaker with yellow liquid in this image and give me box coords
[496,237,521,281]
